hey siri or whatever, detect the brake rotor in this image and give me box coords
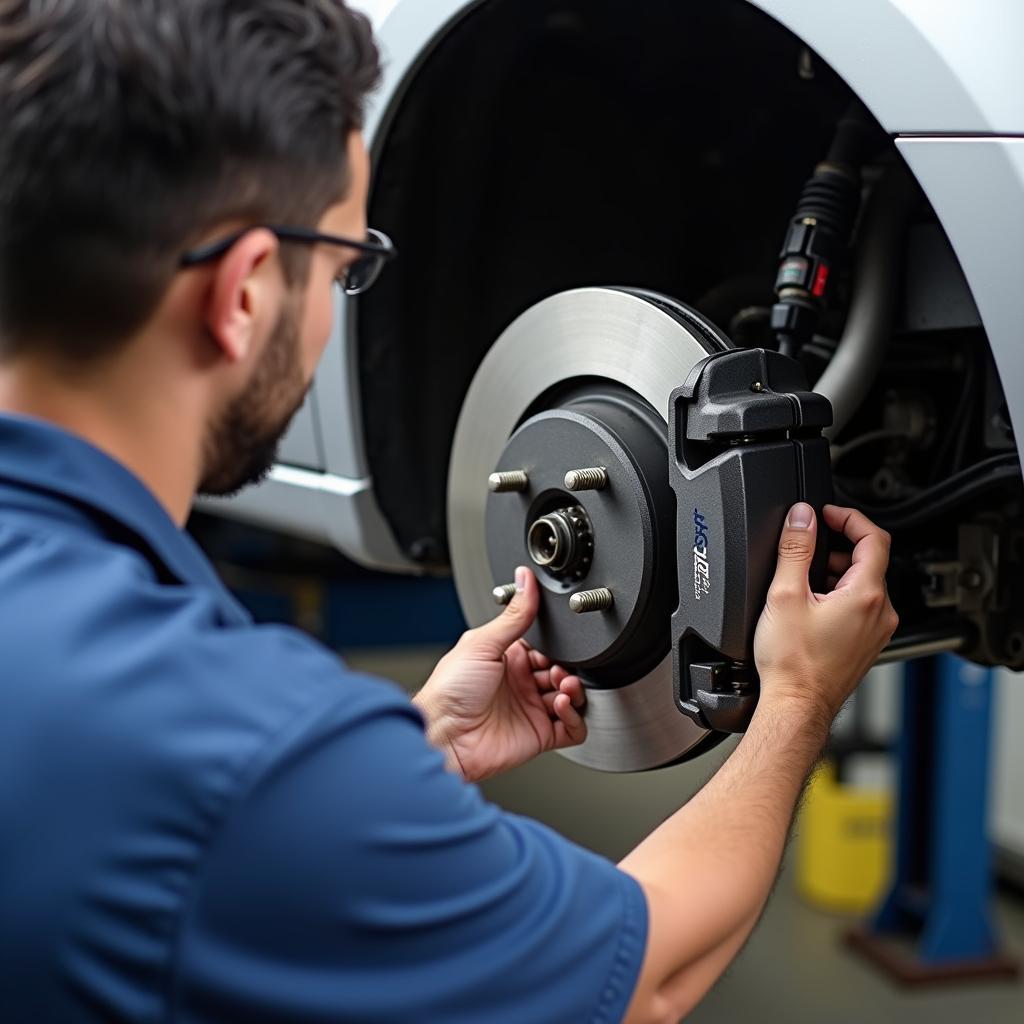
[448,287,732,771]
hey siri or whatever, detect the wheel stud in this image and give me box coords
[492,583,517,606]
[488,470,529,493]
[564,467,608,492]
[569,587,614,614]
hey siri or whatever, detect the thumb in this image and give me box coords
[769,502,817,599]
[466,566,539,657]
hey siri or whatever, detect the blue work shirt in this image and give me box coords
[0,414,647,1023]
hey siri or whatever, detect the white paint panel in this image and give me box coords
[369,0,1024,135]
[994,670,1024,858]
[750,0,1024,133]
[896,138,1024,459]
[277,395,324,470]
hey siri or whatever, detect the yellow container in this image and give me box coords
[795,761,893,913]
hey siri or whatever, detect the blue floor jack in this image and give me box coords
[846,654,1019,984]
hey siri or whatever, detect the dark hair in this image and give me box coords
[0,0,381,359]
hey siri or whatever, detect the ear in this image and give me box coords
[204,228,281,364]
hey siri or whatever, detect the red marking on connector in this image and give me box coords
[812,263,830,298]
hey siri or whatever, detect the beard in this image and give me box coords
[197,299,310,498]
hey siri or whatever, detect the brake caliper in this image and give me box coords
[670,349,834,733]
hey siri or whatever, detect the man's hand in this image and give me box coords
[621,502,897,1023]
[414,567,586,782]
[754,501,899,728]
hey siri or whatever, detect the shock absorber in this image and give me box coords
[771,104,879,358]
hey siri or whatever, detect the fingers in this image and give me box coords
[513,639,552,671]
[823,505,891,588]
[462,567,539,658]
[530,661,566,692]
[504,638,531,678]
[557,674,586,710]
[552,692,586,747]
[541,675,586,712]
[823,504,881,545]
[539,668,589,748]
[525,644,551,672]
[767,502,818,604]
[820,506,899,635]
[529,660,587,705]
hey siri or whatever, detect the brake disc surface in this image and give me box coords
[448,287,728,771]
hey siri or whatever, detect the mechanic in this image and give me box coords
[0,3,898,1022]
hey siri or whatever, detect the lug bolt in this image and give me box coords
[564,467,608,492]
[569,587,614,614]
[488,470,529,493]
[492,583,517,606]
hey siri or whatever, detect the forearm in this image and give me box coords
[620,692,828,1021]
[620,503,895,1021]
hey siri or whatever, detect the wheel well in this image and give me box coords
[359,0,866,567]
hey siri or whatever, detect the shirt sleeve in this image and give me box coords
[170,675,648,1024]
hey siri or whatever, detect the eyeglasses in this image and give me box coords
[179,226,396,296]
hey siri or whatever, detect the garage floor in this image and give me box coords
[346,646,1024,1023]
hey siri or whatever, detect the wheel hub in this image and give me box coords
[485,388,675,683]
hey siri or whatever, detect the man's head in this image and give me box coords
[0,0,381,496]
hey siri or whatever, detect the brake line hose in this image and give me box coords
[814,164,917,438]
[833,453,1022,531]
[771,102,878,360]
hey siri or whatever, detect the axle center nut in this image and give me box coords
[527,515,570,569]
[526,506,592,579]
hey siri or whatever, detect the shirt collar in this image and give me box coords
[0,413,249,625]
